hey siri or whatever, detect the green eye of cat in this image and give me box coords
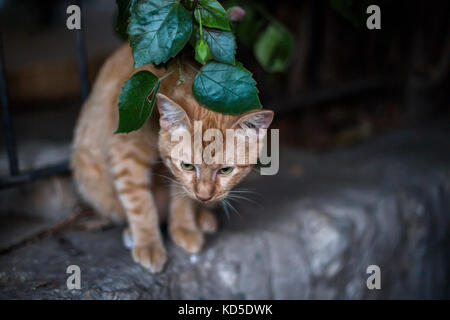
[181,162,195,171]
[219,167,234,175]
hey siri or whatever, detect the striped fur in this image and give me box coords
[71,44,273,272]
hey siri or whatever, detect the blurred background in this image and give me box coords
[0,0,449,299]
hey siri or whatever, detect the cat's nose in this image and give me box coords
[195,192,213,202]
[195,182,214,202]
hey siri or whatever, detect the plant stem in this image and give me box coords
[176,58,185,83]
[185,61,201,73]
[180,0,188,9]
[192,0,199,11]
[159,69,176,82]
[198,9,203,39]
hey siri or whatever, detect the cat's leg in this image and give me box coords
[109,143,166,273]
[72,145,126,222]
[197,208,218,234]
[169,186,204,254]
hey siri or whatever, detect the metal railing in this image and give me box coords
[0,1,405,190]
[0,1,89,190]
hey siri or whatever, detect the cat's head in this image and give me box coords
[156,92,273,203]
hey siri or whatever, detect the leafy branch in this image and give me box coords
[115,0,291,133]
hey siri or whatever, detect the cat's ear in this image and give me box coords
[156,93,191,130]
[231,110,274,131]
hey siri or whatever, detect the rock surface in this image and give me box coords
[0,142,76,250]
[0,124,449,299]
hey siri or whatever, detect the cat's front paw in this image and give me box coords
[171,228,204,254]
[132,241,167,273]
[197,209,218,234]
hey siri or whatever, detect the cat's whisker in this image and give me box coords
[227,188,265,209]
[155,175,181,185]
[226,194,258,205]
[173,193,187,201]
[229,188,259,195]
[223,198,241,217]
[175,193,189,201]
[172,185,191,200]
[229,190,259,196]
[228,190,261,205]
[221,201,231,221]
[172,189,186,198]
[154,173,184,187]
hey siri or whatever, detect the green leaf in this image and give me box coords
[194,0,231,31]
[195,39,212,65]
[128,0,193,67]
[192,26,236,64]
[234,60,249,71]
[193,62,262,114]
[115,0,137,39]
[116,71,160,133]
[234,5,264,47]
[254,22,294,73]
[329,0,368,27]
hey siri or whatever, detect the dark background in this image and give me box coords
[0,0,448,147]
[0,0,449,300]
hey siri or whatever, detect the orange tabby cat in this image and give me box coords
[71,44,273,272]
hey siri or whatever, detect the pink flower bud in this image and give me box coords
[227,6,246,22]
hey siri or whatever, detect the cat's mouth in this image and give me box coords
[194,194,219,203]
[190,191,228,204]
[196,195,213,202]
[179,186,218,203]
[176,180,228,204]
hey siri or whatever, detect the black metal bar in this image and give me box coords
[75,0,89,102]
[0,32,19,176]
[0,160,70,190]
[273,77,400,118]
[0,2,91,190]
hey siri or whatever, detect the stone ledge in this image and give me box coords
[0,124,449,299]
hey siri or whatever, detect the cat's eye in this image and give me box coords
[219,167,234,175]
[181,161,195,171]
